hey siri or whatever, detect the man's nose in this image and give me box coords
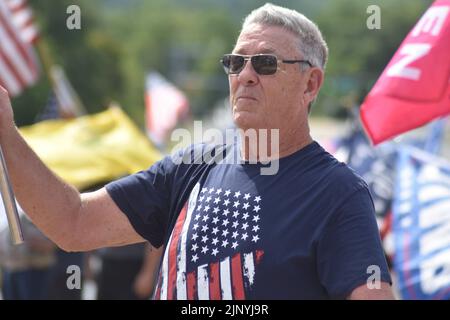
[237,59,259,85]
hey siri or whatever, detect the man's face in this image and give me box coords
[229,24,311,131]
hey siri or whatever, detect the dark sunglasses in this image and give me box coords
[221,54,312,75]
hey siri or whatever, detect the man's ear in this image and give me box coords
[304,68,324,104]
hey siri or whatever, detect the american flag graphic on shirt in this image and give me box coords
[154,183,264,300]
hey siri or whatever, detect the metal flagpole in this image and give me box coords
[0,145,23,245]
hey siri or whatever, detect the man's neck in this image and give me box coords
[238,128,313,162]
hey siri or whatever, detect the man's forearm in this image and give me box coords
[0,126,81,250]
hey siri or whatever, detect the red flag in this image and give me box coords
[0,0,39,96]
[145,72,189,146]
[360,0,450,145]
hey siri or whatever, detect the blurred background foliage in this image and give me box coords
[12,0,432,128]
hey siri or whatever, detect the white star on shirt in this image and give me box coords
[234,191,241,198]
[192,233,199,241]
[199,196,205,202]
[241,233,248,240]
[212,248,219,256]
[216,188,222,195]
[209,187,215,193]
[212,238,219,246]
[253,205,261,213]
[233,211,240,218]
[214,198,220,204]
[222,239,229,247]
[233,201,240,208]
[223,199,230,206]
[201,225,209,233]
[196,205,202,211]
[252,215,260,223]
[212,217,219,225]
[224,190,231,197]
[201,235,209,243]
[244,193,251,200]
[252,235,260,243]
[206,196,212,203]
[222,219,229,227]
[192,254,199,262]
[212,227,219,235]
[222,209,230,216]
[243,203,250,210]
[194,214,200,221]
[242,213,249,220]
[232,221,239,229]
[241,222,249,230]
[254,196,261,203]
[193,223,199,230]
[231,241,238,249]
[191,243,198,252]
[201,246,209,254]
[213,207,220,214]
[202,215,210,222]
[201,187,207,193]
[232,231,239,239]
[204,205,210,212]
[222,229,229,237]
[252,225,260,232]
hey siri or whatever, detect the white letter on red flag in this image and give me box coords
[360,0,450,145]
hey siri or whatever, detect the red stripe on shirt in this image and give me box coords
[209,261,221,300]
[167,203,188,299]
[231,253,245,300]
[187,269,197,300]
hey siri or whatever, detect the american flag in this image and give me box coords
[34,91,59,122]
[0,0,39,96]
[145,72,189,147]
[5,0,39,44]
[49,65,85,118]
[154,183,264,300]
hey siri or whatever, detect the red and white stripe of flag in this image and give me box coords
[181,250,262,300]
[5,0,39,44]
[145,72,189,147]
[0,0,39,96]
[153,183,263,300]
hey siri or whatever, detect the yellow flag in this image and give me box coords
[20,107,162,190]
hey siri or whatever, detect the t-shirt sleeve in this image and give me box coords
[317,186,392,299]
[105,155,176,248]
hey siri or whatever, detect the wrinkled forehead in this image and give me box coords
[233,24,301,57]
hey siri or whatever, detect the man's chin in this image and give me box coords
[233,114,261,131]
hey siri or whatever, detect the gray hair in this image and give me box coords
[242,3,328,70]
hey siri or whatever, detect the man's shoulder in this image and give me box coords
[315,148,369,194]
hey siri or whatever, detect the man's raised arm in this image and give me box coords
[0,86,145,251]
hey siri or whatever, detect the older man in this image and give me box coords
[0,4,393,299]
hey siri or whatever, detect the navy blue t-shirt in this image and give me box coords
[106,141,391,299]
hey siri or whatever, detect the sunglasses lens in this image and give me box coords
[221,54,278,75]
[252,55,277,75]
[222,55,245,74]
